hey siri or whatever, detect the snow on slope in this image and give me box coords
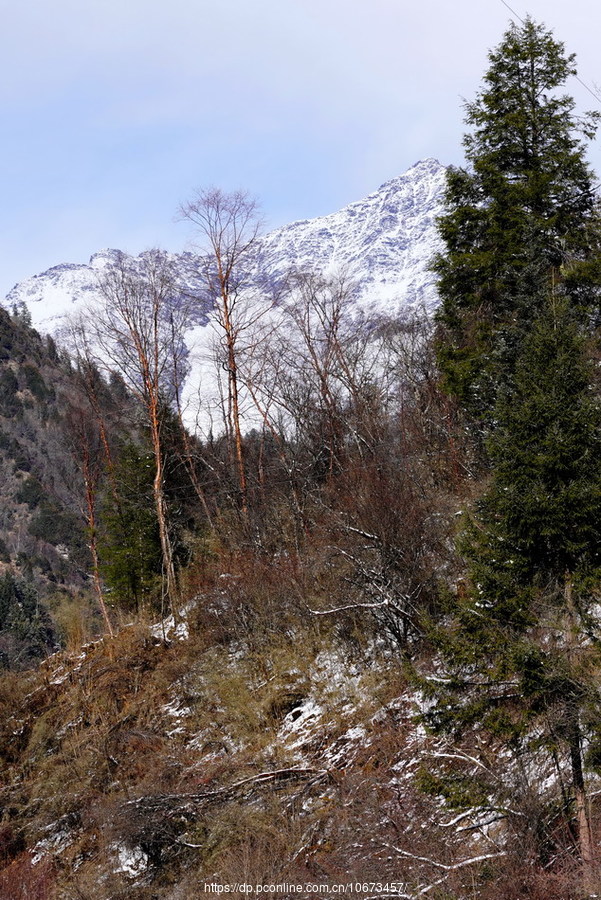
[257,157,446,317]
[3,158,446,332]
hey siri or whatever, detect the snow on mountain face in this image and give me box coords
[3,158,447,332]
[257,157,446,317]
[4,252,116,330]
[3,249,210,333]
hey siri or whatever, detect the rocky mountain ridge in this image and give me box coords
[3,158,447,332]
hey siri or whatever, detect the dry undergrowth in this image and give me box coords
[0,590,599,899]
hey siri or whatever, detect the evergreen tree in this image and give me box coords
[434,18,601,418]
[427,18,601,870]
[0,573,55,667]
[99,424,194,615]
[426,298,601,862]
[99,443,163,614]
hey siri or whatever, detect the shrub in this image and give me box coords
[0,369,22,418]
[16,477,46,508]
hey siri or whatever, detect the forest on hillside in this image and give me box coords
[2,17,601,900]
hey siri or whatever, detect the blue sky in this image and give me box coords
[1,0,600,298]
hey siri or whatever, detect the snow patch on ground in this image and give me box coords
[149,612,190,642]
[31,821,74,865]
[280,698,324,751]
[112,843,149,877]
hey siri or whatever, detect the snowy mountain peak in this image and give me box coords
[375,156,445,191]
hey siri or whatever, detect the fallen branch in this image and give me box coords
[380,841,508,897]
[306,599,389,616]
[382,841,507,872]
[123,767,330,814]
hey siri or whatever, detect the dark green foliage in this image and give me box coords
[0,307,140,618]
[108,370,129,403]
[0,538,10,564]
[98,416,196,614]
[0,430,10,452]
[160,407,200,546]
[16,477,46,509]
[479,301,601,581]
[0,573,55,667]
[99,444,163,612]
[428,19,601,732]
[0,307,41,365]
[0,369,23,418]
[15,552,34,581]
[22,364,53,402]
[434,18,601,418]
[0,311,15,362]
[28,499,87,562]
[427,20,601,864]
[424,311,601,821]
[11,442,32,473]
[416,764,489,810]
[11,301,32,327]
[45,334,59,362]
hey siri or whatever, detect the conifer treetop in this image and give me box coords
[434,17,601,417]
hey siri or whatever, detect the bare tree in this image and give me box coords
[169,323,214,529]
[63,405,114,637]
[243,271,380,474]
[179,188,266,515]
[65,316,125,504]
[88,250,189,621]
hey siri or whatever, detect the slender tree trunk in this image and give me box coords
[93,250,187,623]
[82,446,114,638]
[149,400,180,624]
[170,315,214,528]
[243,375,306,536]
[565,575,595,867]
[569,720,594,865]
[177,424,214,528]
[89,528,114,639]
[178,187,262,517]
[222,293,248,515]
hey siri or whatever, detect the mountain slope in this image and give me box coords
[257,157,446,316]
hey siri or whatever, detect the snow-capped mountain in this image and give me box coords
[3,158,446,331]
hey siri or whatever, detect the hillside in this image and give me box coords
[0,306,143,667]
[0,581,572,900]
[2,15,601,894]
[0,160,448,639]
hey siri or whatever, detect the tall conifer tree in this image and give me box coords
[427,299,601,862]
[428,18,601,870]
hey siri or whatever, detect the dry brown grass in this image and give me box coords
[2,569,598,900]
[0,852,55,900]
